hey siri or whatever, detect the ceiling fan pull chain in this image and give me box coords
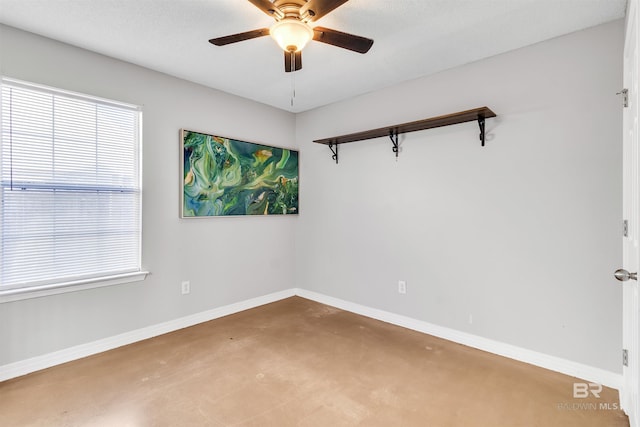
[291,60,296,107]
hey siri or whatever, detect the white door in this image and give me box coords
[620,0,640,425]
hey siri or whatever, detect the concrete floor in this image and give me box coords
[0,297,630,426]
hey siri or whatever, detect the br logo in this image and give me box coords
[573,383,602,398]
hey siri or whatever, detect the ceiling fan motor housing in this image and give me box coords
[274,1,313,22]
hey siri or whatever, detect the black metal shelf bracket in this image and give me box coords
[389,130,399,158]
[478,117,486,147]
[328,142,339,164]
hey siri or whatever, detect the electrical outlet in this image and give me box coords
[181,281,190,295]
[468,314,473,324]
[398,280,407,294]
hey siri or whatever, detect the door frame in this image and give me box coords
[621,0,639,426]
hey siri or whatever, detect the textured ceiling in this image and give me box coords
[0,0,628,112]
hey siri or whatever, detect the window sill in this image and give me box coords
[0,271,150,303]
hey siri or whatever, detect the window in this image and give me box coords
[0,78,146,301]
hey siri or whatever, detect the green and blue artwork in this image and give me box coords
[181,130,299,217]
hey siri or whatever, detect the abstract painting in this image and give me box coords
[180,130,299,217]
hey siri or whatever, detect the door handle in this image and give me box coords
[614,269,638,281]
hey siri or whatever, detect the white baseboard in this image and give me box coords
[295,289,623,390]
[1,287,623,392]
[0,289,295,382]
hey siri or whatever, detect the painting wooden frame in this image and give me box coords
[180,129,299,217]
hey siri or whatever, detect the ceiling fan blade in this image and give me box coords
[209,28,270,46]
[284,50,303,72]
[312,27,373,53]
[300,0,349,22]
[247,0,284,19]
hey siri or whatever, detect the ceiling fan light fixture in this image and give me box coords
[270,18,314,52]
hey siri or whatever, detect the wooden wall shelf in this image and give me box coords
[313,107,496,163]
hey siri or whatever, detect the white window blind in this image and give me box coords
[1,78,142,293]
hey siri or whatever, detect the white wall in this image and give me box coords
[0,24,297,365]
[295,20,624,373]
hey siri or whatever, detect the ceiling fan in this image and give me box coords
[209,0,374,72]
